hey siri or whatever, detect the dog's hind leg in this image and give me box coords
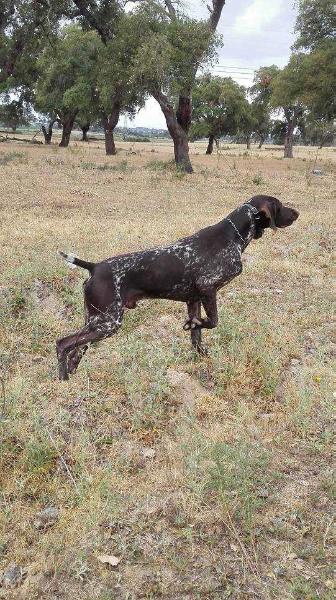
[56,304,124,381]
[67,344,88,375]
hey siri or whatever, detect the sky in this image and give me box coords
[129,0,298,129]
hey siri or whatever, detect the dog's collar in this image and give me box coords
[225,203,260,248]
[225,218,246,245]
[244,201,260,217]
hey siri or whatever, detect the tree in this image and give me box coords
[43,1,147,155]
[0,89,31,130]
[294,0,335,51]
[40,113,60,144]
[271,35,335,157]
[250,65,280,148]
[35,26,101,147]
[299,114,335,147]
[0,1,64,91]
[299,40,336,123]
[133,1,226,172]
[96,12,147,155]
[271,120,287,145]
[270,56,305,158]
[191,75,248,154]
[55,1,227,170]
[237,101,257,149]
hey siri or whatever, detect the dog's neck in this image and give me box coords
[225,203,260,250]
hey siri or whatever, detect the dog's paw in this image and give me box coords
[183,316,202,331]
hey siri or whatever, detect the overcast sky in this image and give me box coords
[129,0,298,128]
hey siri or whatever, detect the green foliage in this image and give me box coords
[132,9,220,98]
[301,116,335,146]
[0,151,26,165]
[250,65,280,143]
[80,159,129,172]
[271,55,304,113]
[298,40,336,121]
[294,0,336,51]
[146,158,175,171]
[191,75,248,140]
[97,12,147,117]
[271,43,336,128]
[271,120,287,145]
[35,26,101,122]
[0,1,49,90]
[0,91,31,130]
[252,172,264,185]
[207,441,271,523]
[23,439,56,474]
[237,101,258,142]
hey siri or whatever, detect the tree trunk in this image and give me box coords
[42,120,54,144]
[104,128,116,155]
[284,119,294,158]
[81,123,90,142]
[206,134,215,155]
[258,135,264,149]
[153,90,193,173]
[59,114,76,147]
[177,94,192,133]
[246,135,251,149]
[102,101,121,156]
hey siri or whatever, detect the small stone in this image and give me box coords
[290,358,300,366]
[325,580,334,590]
[32,355,44,363]
[294,559,305,570]
[312,169,323,175]
[141,447,156,459]
[273,565,286,577]
[110,350,121,364]
[34,506,59,530]
[1,564,25,588]
[257,488,269,498]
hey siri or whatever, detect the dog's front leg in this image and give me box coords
[200,292,218,329]
[184,300,208,355]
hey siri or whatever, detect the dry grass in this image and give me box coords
[0,136,335,599]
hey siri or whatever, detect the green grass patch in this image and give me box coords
[0,151,27,165]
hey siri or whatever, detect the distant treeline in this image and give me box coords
[0,0,334,167]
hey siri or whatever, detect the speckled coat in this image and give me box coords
[56,195,299,380]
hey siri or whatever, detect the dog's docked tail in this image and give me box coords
[58,250,96,273]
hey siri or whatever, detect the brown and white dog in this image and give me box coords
[56,195,299,380]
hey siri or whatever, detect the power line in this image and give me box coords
[213,65,256,72]
[211,72,254,77]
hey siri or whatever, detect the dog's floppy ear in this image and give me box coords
[258,200,277,231]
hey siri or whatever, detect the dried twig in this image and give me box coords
[0,376,6,418]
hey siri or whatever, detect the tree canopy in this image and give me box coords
[294,0,336,51]
[191,75,248,153]
[35,26,101,146]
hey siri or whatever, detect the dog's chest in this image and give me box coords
[196,243,242,289]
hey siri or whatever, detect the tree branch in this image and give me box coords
[72,0,110,44]
[208,0,226,32]
[164,0,176,19]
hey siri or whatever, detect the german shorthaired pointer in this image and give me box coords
[56,195,299,380]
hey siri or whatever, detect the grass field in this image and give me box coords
[0,136,335,599]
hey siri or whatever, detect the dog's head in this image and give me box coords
[247,195,299,239]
